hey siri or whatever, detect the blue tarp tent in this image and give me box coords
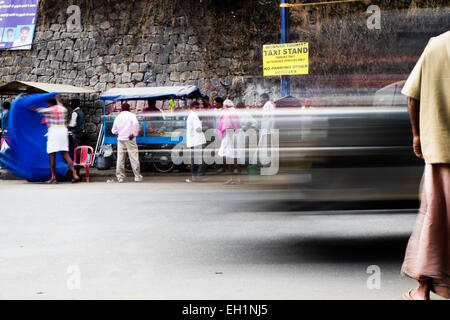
[0,93,69,182]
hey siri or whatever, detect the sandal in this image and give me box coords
[46,178,57,184]
[71,177,81,183]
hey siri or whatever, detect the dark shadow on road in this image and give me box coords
[233,200,420,212]
[218,234,411,265]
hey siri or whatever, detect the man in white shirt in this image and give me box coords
[260,93,275,133]
[186,101,206,182]
[111,103,143,183]
[11,26,32,50]
[258,93,276,167]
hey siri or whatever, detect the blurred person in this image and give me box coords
[217,99,242,184]
[201,95,212,109]
[259,93,275,134]
[213,96,224,110]
[401,31,450,300]
[212,96,226,173]
[112,102,143,183]
[1,101,11,153]
[258,93,275,167]
[68,99,85,176]
[143,99,166,135]
[236,102,258,172]
[236,102,257,131]
[143,99,162,114]
[1,101,11,129]
[186,101,206,182]
[33,96,80,184]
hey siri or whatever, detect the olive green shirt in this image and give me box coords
[402,31,450,164]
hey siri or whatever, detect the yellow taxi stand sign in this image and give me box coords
[263,42,309,77]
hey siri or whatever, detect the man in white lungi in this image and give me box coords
[35,96,80,184]
[112,103,143,183]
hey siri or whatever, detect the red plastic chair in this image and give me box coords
[73,146,94,182]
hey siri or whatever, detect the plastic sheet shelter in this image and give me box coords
[0,82,96,182]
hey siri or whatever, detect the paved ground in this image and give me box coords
[0,178,443,300]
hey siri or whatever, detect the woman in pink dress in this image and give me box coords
[217,99,242,184]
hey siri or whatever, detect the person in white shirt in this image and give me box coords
[257,93,276,167]
[11,26,32,50]
[260,93,275,134]
[236,102,258,170]
[186,101,206,182]
[111,103,143,183]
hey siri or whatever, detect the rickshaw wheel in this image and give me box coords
[152,154,174,173]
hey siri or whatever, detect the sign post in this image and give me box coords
[263,43,309,76]
[280,0,290,97]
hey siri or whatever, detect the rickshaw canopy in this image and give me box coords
[100,85,203,101]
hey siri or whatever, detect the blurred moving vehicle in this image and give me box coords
[97,81,422,207]
[271,80,423,205]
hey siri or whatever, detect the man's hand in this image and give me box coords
[413,136,424,159]
[129,134,135,141]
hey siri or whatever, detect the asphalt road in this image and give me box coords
[0,179,442,300]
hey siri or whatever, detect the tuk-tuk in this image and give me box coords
[99,85,205,172]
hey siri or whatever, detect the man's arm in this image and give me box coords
[33,106,51,114]
[111,118,119,135]
[194,116,202,133]
[130,116,140,140]
[407,97,423,159]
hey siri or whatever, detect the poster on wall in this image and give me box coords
[0,0,39,50]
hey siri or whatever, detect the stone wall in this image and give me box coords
[0,0,275,144]
[0,0,449,144]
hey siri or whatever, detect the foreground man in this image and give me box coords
[112,103,143,183]
[401,31,450,300]
[35,96,80,183]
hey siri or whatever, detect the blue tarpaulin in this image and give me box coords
[0,93,69,182]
